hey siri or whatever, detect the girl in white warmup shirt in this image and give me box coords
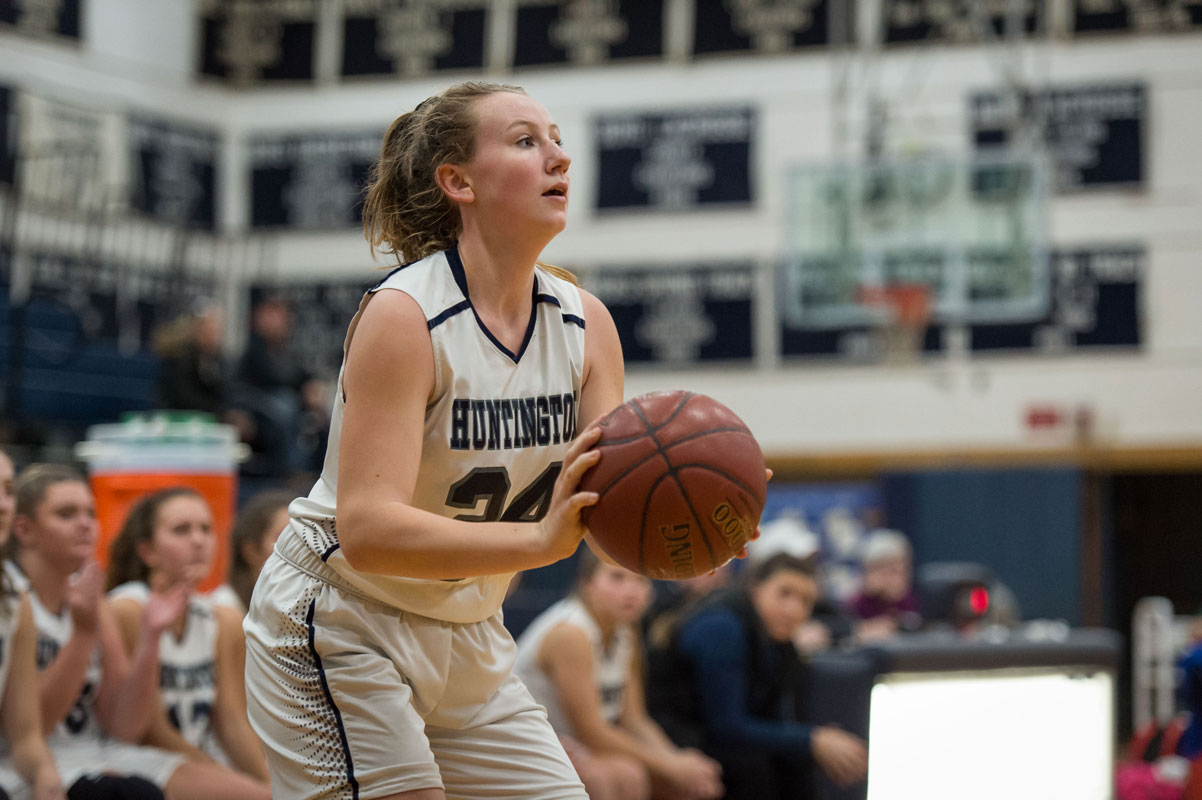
[105,487,269,794]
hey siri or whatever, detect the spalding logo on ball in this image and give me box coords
[579,390,767,580]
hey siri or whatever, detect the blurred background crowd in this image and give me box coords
[2,0,1202,798]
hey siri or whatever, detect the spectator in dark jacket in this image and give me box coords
[232,293,319,479]
[647,553,867,800]
[153,301,229,415]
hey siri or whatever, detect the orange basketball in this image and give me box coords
[579,390,767,580]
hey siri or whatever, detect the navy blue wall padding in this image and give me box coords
[1,296,157,424]
[881,468,1083,625]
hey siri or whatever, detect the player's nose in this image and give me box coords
[548,144,570,174]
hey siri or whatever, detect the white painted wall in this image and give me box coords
[1,3,1199,458]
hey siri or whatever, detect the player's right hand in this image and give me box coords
[142,582,190,636]
[66,561,103,634]
[665,749,724,799]
[538,425,602,563]
[812,726,868,787]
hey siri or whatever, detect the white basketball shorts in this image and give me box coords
[0,739,186,800]
[243,544,587,800]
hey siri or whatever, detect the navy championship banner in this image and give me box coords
[972,82,1146,194]
[129,117,219,230]
[0,0,82,40]
[513,0,664,67]
[199,0,317,84]
[1073,0,1202,35]
[594,107,754,211]
[249,130,381,230]
[693,0,835,55]
[780,246,1142,359]
[884,0,1040,44]
[341,0,488,78]
[584,264,755,365]
[970,245,1143,353]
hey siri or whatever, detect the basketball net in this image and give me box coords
[856,283,932,363]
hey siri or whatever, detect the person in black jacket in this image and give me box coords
[231,293,317,479]
[153,301,230,415]
[647,553,868,800]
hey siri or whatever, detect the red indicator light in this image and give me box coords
[969,587,990,616]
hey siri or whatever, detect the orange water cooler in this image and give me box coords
[76,415,248,592]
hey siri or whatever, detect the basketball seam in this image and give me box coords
[594,424,752,451]
[630,393,692,576]
[592,395,753,498]
[630,394,720,577]
[667,462,766,506]
[638,467,678,577]
[592,391,697,447]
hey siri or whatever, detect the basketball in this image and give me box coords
[579,390,767,580]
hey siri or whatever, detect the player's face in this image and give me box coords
[0,453,13,545]
[460,92,570,239]
[583,563,653,626]
[142,494,215,587]
[21,481,98,574]
[750,569,819,643]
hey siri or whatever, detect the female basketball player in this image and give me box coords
[515,551,724,800]
[105,487,270,792]
[6,465,266,800]
[0,450,65,800]
[242,81,624,800]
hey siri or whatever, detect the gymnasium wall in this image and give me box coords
[1,0,1200,464]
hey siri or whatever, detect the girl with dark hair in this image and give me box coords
[243,81,625,800]
[105,488,269,796]
[212,490,291,614]
[647,553,869,800]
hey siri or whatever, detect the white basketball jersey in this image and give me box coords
[108,582,220,752]
[0,591,18,712]
[287,248,587,623]
[515,597,633,732]
[27,589,104,744]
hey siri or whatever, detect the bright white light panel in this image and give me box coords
[867,668,1113,800]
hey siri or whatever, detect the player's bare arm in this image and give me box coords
[337,287,594,578]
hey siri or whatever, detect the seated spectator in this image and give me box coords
[6,464,262,800]
[153,302,257,451]
[647,553,868,800]
[846,529,922,641]
[749,515,855,654]
[210,490,292,615]
[0,449,66,799]
[231,293,318,480]
[153,301,228,416]
[515,551,723,800]
[104,488,270,794]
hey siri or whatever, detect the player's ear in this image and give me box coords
[436,163,474,205]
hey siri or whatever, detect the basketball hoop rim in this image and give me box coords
[855,283,933,327]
